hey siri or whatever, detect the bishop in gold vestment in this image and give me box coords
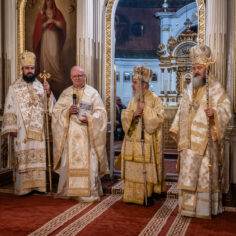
[170,45,232,218]
[1,51,54,195]
[52,66,109,202]
[120,65,165,205]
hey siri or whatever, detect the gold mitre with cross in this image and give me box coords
[133,65,152,83]
[20,50,36,67]
[190,44,213,64]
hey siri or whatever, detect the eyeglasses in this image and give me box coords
[72,74,85,79]
[24,66,35,70]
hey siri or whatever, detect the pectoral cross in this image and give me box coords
[189,102,200,111]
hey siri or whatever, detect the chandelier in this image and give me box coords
[184,1,192,30]
[162,0,168,12]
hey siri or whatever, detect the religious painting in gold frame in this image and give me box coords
[182,72,193,92]
[17,0,77,98]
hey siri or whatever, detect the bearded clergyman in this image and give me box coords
[120,65,165,206]
[170,45,232,218]
[1,51,55,195]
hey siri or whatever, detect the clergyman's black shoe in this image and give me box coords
[143,197,154,207]
[152,192,161,200]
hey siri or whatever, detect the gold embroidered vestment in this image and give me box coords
[121,90,165,205]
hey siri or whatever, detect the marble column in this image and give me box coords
[77,0,93,87]
[206,0,227,87]
[0,0,17,172]
[1,0,17,107]
[172,67,177,93]
[167,68,172,92]
[225,0,234,116]
[77,0,105,92]
[226,0,236,186]
[206,0,236,205]
[160,68,165,94]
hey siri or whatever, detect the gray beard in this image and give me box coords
[192,76,206,89]
[132,90,141,101]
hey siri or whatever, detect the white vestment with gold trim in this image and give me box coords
[52,85,109,202]
[170,76,232,218]
[1,77,55,195]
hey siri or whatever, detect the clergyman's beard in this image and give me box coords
[192,76,206,89]
[132,90,141,101]
[23,72,36,83]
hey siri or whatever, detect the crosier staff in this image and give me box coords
[136,66,148,207]
[39,71,52,193]
[204,61,215,219]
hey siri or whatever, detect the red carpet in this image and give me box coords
[0,183,236,236]
[164,159,177,175]
[0,193,78,236]
[185,213,236,236]
[51,196,168,236]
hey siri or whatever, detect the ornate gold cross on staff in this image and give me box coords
[39,70,52,193]
[39,70,51,83]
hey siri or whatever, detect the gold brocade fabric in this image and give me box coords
[12,78,45,141]
[170,76,232,155]
[169,75,232,217]
[52,85,109,197]
[121,90,165,204]
[1,77,55,195]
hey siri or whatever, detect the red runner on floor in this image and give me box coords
[73,198,167,236]
[0,189,236,235]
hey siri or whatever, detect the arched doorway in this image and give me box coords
[104,0,206,176]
